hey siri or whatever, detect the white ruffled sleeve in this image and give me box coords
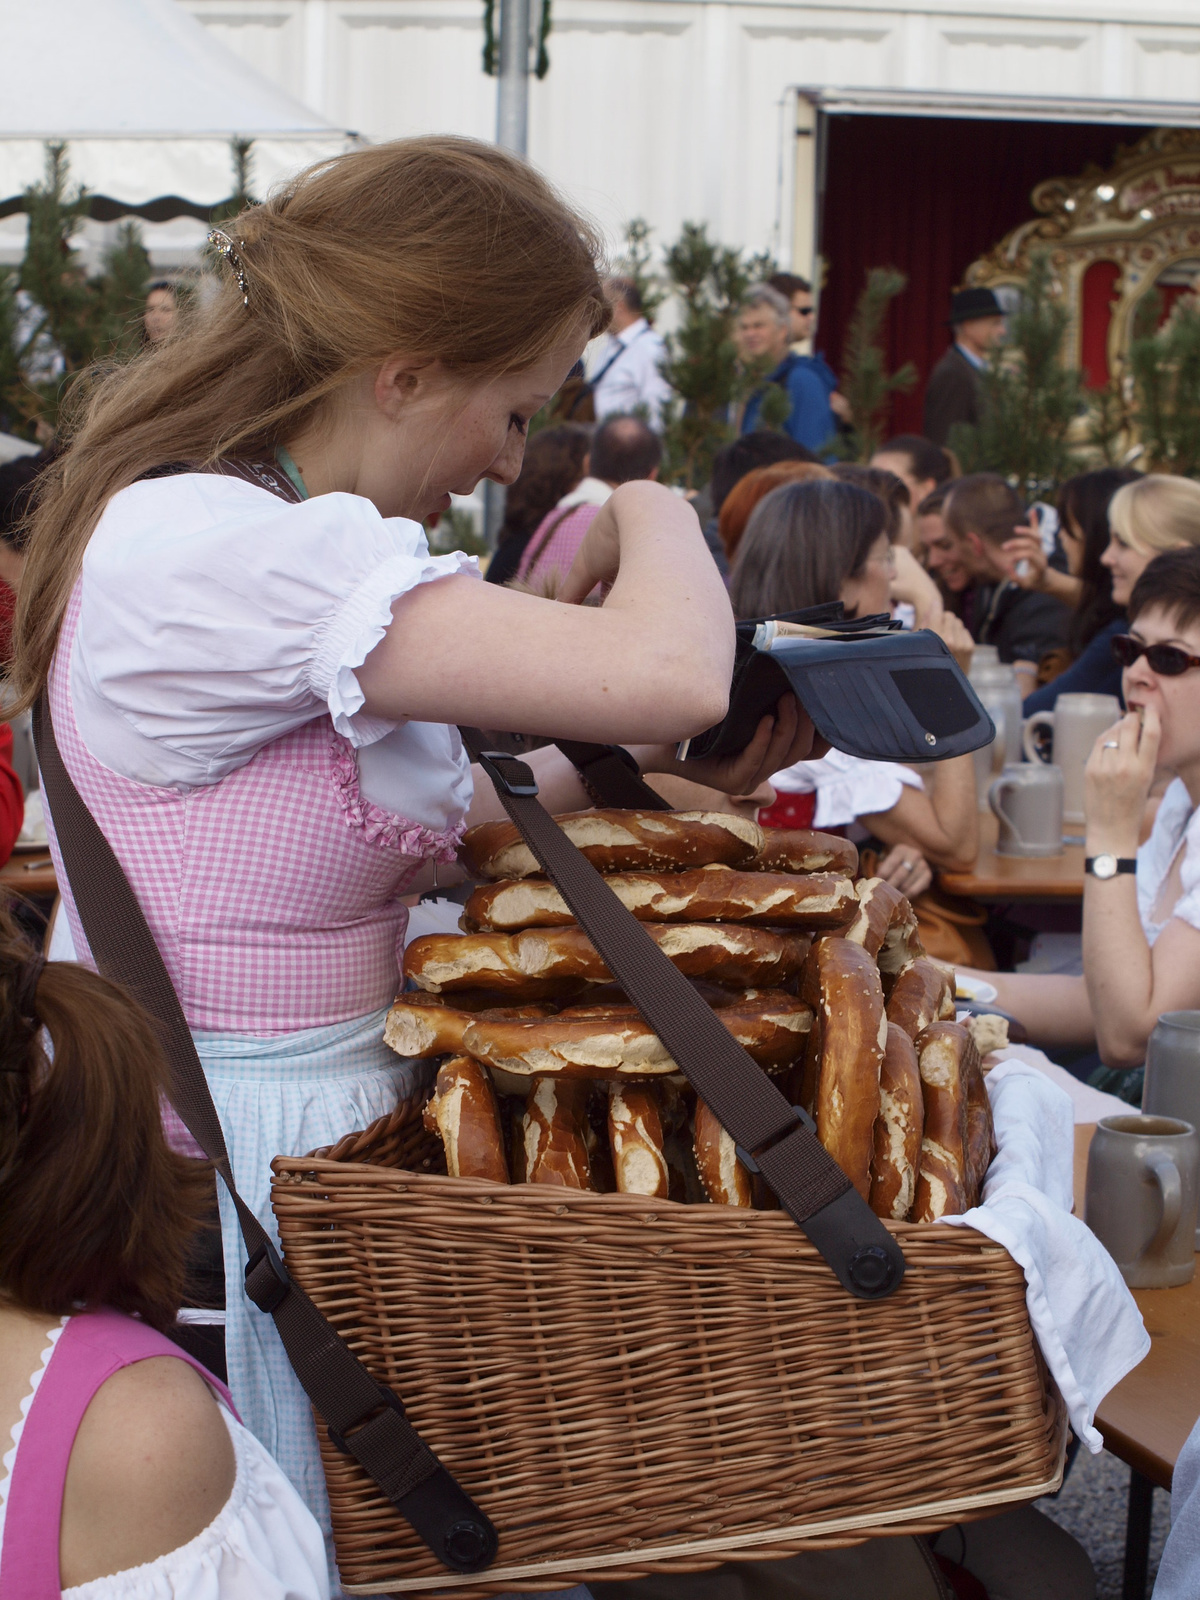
[74,475,478,788]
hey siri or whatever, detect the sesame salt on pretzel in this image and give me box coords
[462,867,856,933]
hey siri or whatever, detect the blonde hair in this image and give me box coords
[1108,474,1200,557]
[13,136,609,707]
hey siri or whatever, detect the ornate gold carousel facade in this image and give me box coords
[966,128,1200,392]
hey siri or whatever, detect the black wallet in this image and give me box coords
[682,605,995,766]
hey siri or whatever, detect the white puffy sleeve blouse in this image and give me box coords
[69,474,478,831]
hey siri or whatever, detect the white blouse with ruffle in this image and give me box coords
[71,473,476,833]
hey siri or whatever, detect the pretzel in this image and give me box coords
[460,990,813,1080]
[516,1077,592,1188]
[884,957,955,1042]
[911,1022,975,1222]
[963,1045,996,1203]
[462,866,857,934]
[799,937,886,1201]
[868,1023,924,1221]
[461,809,764,881]
[404,924,811,997]
[421,1056,509,1183]
[693,1098,753,1206]
[385,994,551,1059]
[834,878,924,976]
[754,827,859,879]
[608,1084,670,1197]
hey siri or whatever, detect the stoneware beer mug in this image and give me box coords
[988,762,1064,857]
[1145,1012,1200,1244]
[1086,1114,1199,1288]
[1022,692,1121,825]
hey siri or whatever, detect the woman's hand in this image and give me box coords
[631,694,825,799]
[1084,706,1160,856]
[889,545,944,629]
[1001,525,1082,606]
[930,611,974,674]
[876,844,932,898]
[1000,526,1049,590]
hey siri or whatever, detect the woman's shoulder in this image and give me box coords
[61,1353,236,1587]
[90,473,425,573]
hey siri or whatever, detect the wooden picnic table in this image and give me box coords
[938,811,1084,903]
[0,849,57,897]
[1074,1122,1200,1599]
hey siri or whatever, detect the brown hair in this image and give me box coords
[13,136,610,707]
[718,460,832,562]
[829,462,909,542]
[1127,546,1200,636]
[944,472,1024,546]
[916,481,952,517]
[876,434,953,486]
[493,423,591,548]
[0,909,209,1328]
[729,479,889,619]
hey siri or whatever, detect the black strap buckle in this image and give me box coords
[478,751,540,798]
[736,1103,816,1175]
[244,1236,290,1313]
[328,1385,408,1455]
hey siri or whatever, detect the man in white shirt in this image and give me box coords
[588,277,672,431]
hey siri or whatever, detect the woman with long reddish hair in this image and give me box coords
[11,136,810,1580]
[0,909,328,1596]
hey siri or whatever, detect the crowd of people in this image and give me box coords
[1,133,1200,1600]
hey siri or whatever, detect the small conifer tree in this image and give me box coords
[658,222,784,489]
[614,218,666,325]
[833,267,915,462]
[1,142,150,435]
[1127,288,1200,477]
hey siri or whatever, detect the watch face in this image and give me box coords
[1092,853,1117,879]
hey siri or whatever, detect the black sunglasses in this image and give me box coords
[1112,634,1200,675]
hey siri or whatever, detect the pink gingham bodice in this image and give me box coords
[45,589,463,1034]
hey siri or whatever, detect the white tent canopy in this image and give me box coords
[0,0,356,210]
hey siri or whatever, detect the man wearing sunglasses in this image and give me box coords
[960,546,1200,1083]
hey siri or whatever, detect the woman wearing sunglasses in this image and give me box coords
[975,546,1200,1077]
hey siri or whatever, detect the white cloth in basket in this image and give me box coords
[940,1060,1149,1453]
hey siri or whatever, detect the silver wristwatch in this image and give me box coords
[1085,853,1136,880]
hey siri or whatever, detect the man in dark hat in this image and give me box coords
[922,287,1006,447]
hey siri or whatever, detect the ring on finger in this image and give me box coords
[1102,739,1120,750]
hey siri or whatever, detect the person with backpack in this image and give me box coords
[736,284,837,456]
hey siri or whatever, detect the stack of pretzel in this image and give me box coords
[387,809,995,1222]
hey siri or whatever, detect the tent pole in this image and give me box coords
[495,0,530,156]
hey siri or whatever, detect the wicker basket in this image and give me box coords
[272,1099,1067,1597]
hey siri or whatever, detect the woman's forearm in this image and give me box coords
[973,971,1096,1048]
[357,484,734,743]
[861,756,978,870]
[1038,567,1082,606]
[1082,875,1156,1067]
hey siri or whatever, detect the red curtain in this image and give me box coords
[816,115,1154,437]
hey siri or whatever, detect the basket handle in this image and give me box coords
[461,731,906,1301]
[34,694,498,1576]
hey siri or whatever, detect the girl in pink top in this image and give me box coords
[0,906,328,1597]
[12,138,813,1586]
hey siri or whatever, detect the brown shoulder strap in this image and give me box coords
[34,696,496,1574]
[459,735,905,1300]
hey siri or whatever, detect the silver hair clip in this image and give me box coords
[208,228,250,307]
